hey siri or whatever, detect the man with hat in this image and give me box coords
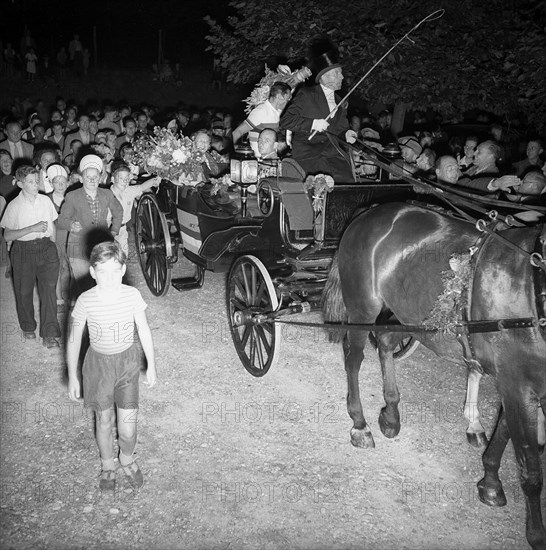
[57,154,123,296]
[280,39,357,182]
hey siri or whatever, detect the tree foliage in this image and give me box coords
[205,0,545,131]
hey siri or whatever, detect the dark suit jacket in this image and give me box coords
[280,85,353,181]
[456,167,499,193]
[0,139,34,161]
[280,85,349,162]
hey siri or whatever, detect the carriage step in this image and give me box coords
[171,267,205,291]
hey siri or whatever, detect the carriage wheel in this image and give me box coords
[227,255,281,377]
[135,193,173,297]
[368,333,420,361]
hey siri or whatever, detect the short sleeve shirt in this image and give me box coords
[71,284,147,354]
[0,192,58,240]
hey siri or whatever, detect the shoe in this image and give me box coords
[43,337,60,349]
[23,331,36,340]
[121,461,143,488]
[99,469,117,491]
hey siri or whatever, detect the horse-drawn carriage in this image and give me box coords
[134,151,421,375]
[134,144,546,549]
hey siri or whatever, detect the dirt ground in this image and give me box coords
[0,230,543,550]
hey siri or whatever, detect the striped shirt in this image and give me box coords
[71,284,147,354]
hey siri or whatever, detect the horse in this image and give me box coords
[322,201,546,549]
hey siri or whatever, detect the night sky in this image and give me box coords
[1,0,232,67]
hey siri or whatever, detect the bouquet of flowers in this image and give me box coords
[244,64,312,114]
[304,173,335,213]
[133,127,206,185]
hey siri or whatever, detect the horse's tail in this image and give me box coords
[321,252,348,343]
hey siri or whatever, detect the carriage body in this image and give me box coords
[135,162,420,374]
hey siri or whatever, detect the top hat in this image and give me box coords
[308,38,341,83]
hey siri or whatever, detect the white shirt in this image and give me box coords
[246,100,281,157]
[320,84,337,114]
[0,192,58,241]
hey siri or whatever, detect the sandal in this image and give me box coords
[121,461,143,488]
[99,469,117,491]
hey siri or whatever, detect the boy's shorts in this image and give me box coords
[83,345,141,412]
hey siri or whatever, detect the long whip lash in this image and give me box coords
[308,9,445,141]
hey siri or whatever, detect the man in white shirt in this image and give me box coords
[0,165,61,347]
[232,81,292,157]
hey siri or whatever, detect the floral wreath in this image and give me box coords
[244,64,312,114]
[303,173,334,213]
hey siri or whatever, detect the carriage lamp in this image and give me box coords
[231,144,259,217]
[380,142,402,181]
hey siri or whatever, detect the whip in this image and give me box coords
[308,9,445,141]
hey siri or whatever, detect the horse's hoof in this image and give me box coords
[351,427,375,448]
[378,410,400,439]
[466,431,488,448]
[477,478,507,507]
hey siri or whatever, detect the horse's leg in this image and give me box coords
[504,395,546,550]
[477,405,509,507]
[464,369,488,448]
[343,328,375,448]
[377,332,400,438]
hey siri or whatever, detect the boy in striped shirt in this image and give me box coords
[67,241,157,490]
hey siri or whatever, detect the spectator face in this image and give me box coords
[78,116,90,132]
[320,67,343,91]
[519,172,546,195]
[89,119,98,134]
[527,141,543,162]
[95,132,106,144]
[39,151,57,170]
[350,116,361,133]
[137,114,148,131]
[473,143,493,169]
[82,168,101,194]
[52,176,68,195]
[125,121,136,137]
[56,99,66,113]
[112,169,132,191]
[416,152,432,171]
[72,140,82,154]
[401,146,418,164]
[17,172,39,196]
[66,107,77,122]
[52,124,64,137]
[0,154,13,175]
[463,139,478,161]
[34,125,46,142]
[6,123,22,143]
[105,132,116,149]
[121,146,134,163]
[51,110,62,122]
[436,156,461,184]
[193,132,211,153]
[257,130,276,157]
[120,106,131,119]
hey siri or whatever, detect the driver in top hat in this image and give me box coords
[280,39,357,182]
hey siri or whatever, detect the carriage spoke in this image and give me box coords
[240,325,251,348]
[254,328,266,369]
[241,264,252,303]
[254,325,272,356]
[234,277,247,303]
